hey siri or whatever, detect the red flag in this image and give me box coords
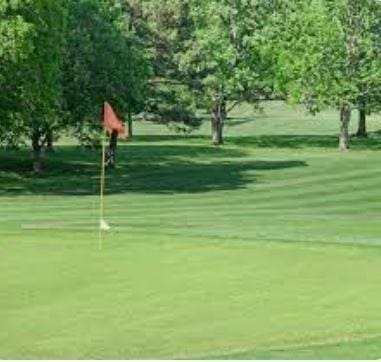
[103,102,126,138]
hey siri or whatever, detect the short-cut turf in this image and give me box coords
[1,102,381,359]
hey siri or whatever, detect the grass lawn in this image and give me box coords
[1,102,381,359]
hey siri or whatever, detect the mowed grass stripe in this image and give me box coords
[2,183,380,220]
[1,166,380,212]
[1,171,380,215]
[0,158,380,210]
[3,225,380,249]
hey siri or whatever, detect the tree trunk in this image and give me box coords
[106,130,118,167]
[127,111,133,138]
[32,130,43,173]
[356,106,367,138]
[46,129,54,152]
[339,106,351,151]
[211,113,223,145]
[211,97,225,145]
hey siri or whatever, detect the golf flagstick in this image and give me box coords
[99,125,110,250]
[98,102,125,249]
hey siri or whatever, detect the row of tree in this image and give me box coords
[0,0,151,171]
[270,0,381,149]
[1,0,381,171]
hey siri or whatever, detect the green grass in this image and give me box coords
[1,102,381,359]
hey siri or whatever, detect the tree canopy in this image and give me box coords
[270,0,381,149]
[1,0,381,170]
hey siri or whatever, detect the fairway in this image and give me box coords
[1,102,381,359]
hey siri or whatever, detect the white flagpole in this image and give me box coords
[99,103,111,249]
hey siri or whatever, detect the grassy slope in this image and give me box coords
[1,102,381,359]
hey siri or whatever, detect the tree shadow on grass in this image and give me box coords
[126,130,381,150]
[227,131,381,150]
[0,144,307,196]
[225,117,256,128]
[133,134,209,143]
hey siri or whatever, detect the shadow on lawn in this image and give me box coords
[133,130,381,150]
[225,117,256,128]
[227,131,381,150]
[0,143,307,196]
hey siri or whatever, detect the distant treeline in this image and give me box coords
[1,0,380,171]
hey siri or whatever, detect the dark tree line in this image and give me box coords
[1,0,381,171]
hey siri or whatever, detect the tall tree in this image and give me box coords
[121,0,200,133]
[354,1,381,137]
[270,0,381,150]
[179,0,274,144]
[0,0,34,147]
[0,0,67,170]
[62,0,150,158]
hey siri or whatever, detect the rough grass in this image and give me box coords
[1,102,381,359]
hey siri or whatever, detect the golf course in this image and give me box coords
[1,102,381,359]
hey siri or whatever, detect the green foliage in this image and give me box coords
[181,0,273,106]
[62,0,150,146]
[175,0,277,143]
[1,0,381,152]
[122,0,200,130]
[0,0,66,149]
[0,0,34,146]
[270,0,381,113]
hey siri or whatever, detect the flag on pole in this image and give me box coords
[99,102,126,248]
[103,101,126,138]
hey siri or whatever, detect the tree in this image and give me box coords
[179,0,274,145]
[270,0,381,150]
[0,0,67,171]
[0,0,33,147]
[27,0,66,171]
[354,1,381,137]
[62,0,150,166]
[121,0,201,133]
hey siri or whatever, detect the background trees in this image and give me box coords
[0,0,67,171]
[62,0,150,148]
[270,0,381,150]
[1,0,381,169]
[179,0,275,144]
[0,0,34,147]
[1,0,151,171]
[121,0,200,133]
